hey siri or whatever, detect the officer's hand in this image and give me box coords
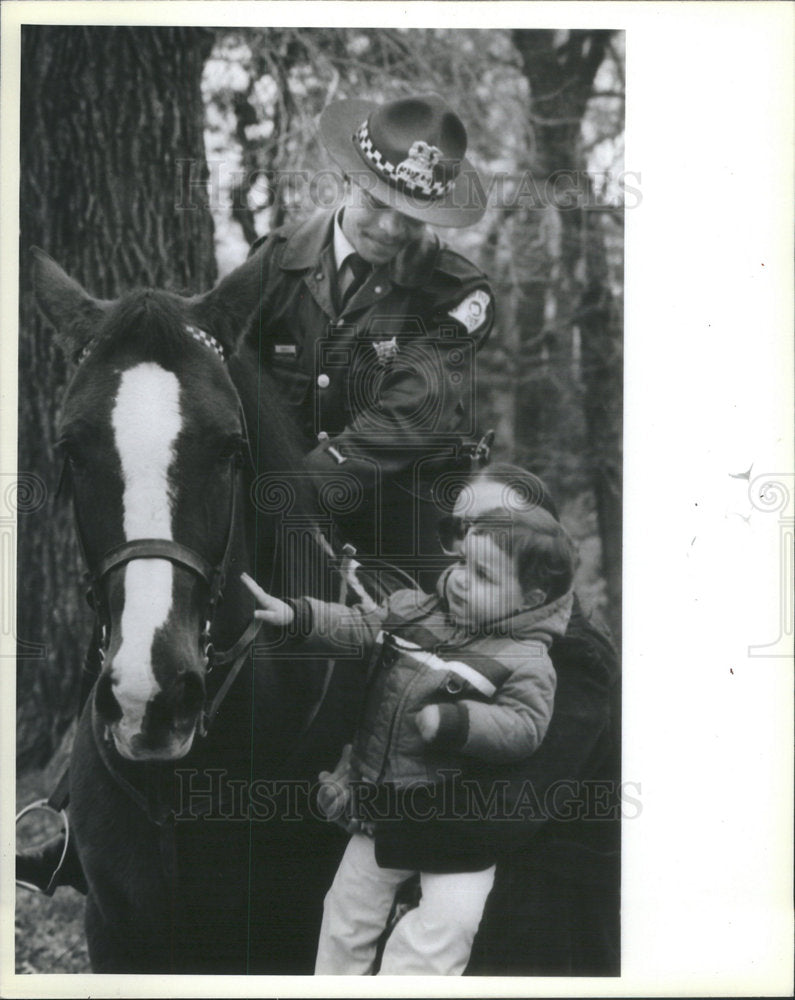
[415,704,441,742]
[240,573,295,626]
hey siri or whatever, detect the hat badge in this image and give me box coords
[395,141,443,190]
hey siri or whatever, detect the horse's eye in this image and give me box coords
[57,439,83,470]
[217,436,244,464]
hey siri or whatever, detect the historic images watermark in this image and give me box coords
[173,767,641,824]
[175,160,642,214]
[1,473,48,658]
[313,318,481,440]
[747,473,794,658]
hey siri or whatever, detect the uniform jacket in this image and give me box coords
[291,586,572,789]
[243,210,495,486]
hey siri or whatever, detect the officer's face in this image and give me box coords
[342,184,425,264]
[444,531,526,628]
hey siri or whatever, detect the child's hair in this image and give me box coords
[471,506,576,603]
[472,462,559,520]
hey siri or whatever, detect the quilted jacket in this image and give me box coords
[292,587,572,789]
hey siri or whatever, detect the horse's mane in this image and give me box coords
[227,351,321,520]
[88,286,319,511]
[93,289,193,368]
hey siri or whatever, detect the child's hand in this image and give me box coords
[317,743,354,820]
[240,572,295,626]
[415,704,441,742]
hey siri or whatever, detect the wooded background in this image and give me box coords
[17,25,623,770]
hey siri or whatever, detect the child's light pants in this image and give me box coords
[315,832,496,975]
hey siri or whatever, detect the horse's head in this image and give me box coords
[33,249,262,761]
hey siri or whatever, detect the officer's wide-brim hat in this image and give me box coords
[319,95,487,228]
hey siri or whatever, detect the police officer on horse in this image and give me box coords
[18,90,496,897]
[242,92,495,588]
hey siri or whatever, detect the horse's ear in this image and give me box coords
[31,247,113,355]
[188,251,262,353]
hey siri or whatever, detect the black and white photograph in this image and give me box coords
[2,1,792,996]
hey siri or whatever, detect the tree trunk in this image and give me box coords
[510,29,622,635]
[17,25,217,769]
[579,221,623,636]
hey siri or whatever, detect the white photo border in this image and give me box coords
[1,2,792,997]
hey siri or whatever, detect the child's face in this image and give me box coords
[444,531,525,627]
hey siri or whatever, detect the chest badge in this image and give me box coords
[371,336,399,366]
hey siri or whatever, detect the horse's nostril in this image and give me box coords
[95,671,122,722]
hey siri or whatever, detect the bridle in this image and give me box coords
[61,323,258,738]
[76,475,240,670]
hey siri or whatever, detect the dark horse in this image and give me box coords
[31,249,364,972]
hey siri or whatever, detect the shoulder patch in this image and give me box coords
[447,288,492,334]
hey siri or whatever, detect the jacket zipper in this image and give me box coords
[375,668,425,784]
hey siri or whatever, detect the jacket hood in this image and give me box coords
[503,589,573,644]
[433,566,573,647]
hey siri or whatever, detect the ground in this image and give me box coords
[15,885,89,974]
[15,762,90,973]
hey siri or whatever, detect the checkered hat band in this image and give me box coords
[355,121,456,200]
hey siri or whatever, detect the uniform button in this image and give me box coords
[317,374,330,388]
[374,285,382,294]
[315,271,324,280]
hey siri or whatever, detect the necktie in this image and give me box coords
[339,253,371,309]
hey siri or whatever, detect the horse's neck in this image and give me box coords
[197,356,326,763]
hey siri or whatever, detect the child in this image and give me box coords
[242,504,576,976]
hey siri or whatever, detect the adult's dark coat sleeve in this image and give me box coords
[466,598,622,976]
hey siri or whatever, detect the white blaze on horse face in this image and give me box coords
[110,363,182,736]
